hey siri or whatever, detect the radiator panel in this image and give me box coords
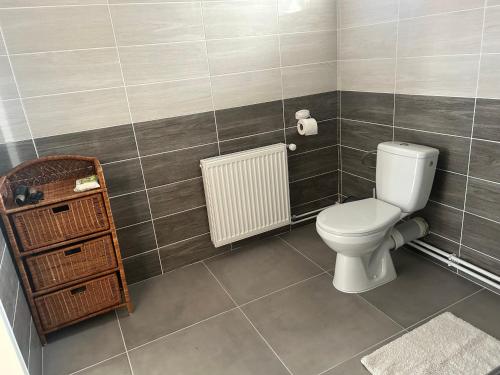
[200,143,291,247]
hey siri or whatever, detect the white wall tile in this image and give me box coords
[0,6,115,54]
[0,56,18,100]
[340,22,397,60]
[120,42,209,86]
[488,0,500,5]
[110,3,204,46]
[396,55,479,97]
[207,36,280,75]
[279,0,337,33]
[203,0,278,39]
[339,0,398,29]
[280,31,336,66]
[211,69,282,110]
[11,49,123,97]
[127,78,213,123]
[399,0,484,19]
[340,58,395,93]
[24,88,130,137]
[397,9,483,57]
[478,54,500,99]
[282,62,336,99]
[0,99,31,143]
[0,0,103,6]
[483,6,500,53]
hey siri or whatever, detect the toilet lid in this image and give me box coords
[317,198,401,237]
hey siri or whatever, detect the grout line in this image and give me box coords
[275,0,288,148]
[201,262,295,375]
[114,310,135,375]
[357,294,406,331]
[288,144,338,157]
[27,317,32,371]
[68,352,128,375]
[105,2,163,273]
[278,236,330,273]
[289,170,337,184]
[0,25,39,158]
[458,4,488,258]
[11,282,19,328]
[291,193,338,211]
[341,170,375,183]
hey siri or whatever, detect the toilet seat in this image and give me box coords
[317,198,401,237]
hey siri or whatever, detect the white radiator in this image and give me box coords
[200,143,291,247]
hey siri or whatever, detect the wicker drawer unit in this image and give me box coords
[13,194,109,251]
[35,274,121,331]
[0,156,133,344]
[26,236,117,291]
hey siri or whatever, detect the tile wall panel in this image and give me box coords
[337,0,500,287]
[0,0,339,284]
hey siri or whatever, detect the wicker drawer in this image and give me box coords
[26,236,117,291]
[12,194,109,251]
[35,274,121,331]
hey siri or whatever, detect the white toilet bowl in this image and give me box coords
[316,198,401,293]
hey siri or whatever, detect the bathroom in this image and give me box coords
[0,0,499,374]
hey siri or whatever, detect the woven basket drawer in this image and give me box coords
[26,236,117,291]
[35,274,121,331]
[12,194,109,251]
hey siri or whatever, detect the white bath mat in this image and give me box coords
[361,312,500,375]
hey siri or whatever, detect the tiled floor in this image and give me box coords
[43,224,500,375]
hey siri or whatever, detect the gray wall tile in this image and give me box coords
[0,100,31,143]
[148,177,205,218]
[290,171,338,207]
[288,146,338,182]
[339,58,396,94]
[154,206,210,247]
[339,0,398,28]
[429,170,467,210]
[102,159,145,197]
[394,94,475,137]
[123,251,162,284]
[341,172,375,200]
[0,140,37,175]
[0,56,18,100]
[219,130,284,155]
[483,6,500,54]
[110,3,203,46]
[465,177,500,222]
[117,221,157,258]
[282,62,337,99]
[340,22,397,60]
[0,0,103,6]
[341,147,376,181]
[0,249,18,324]
[279,0,336,33]
[0,6,115,54]
[474,99,500,141]
[478,54,500,99]
[417,201,463,242]
[469,139,500,183]
[285,119,338,152]
[341,91,394,125]
[341,119,393,151]
[399,0,484,18]
[284,92,337,127]
[280,31,336,67]
[11,49,122,97]
[110,190,151,228]
[461,246,500,277]
[28,320,43,375]
[13,291,31,363]
[462,213,500,260]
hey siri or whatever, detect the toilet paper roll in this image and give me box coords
[297,118,318,136]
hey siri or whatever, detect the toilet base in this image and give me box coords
[332,249,397,293]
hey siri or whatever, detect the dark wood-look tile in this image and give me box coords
[291,195,337,216]
[290,171,338,207]
[117,221,157,258]
[142,143,219,188]
[159,233,228,273]
[154,206,209,247]
[341,91,394,125]
[462,213,500,260]
[415,201,463,242]
[285,119,338,153]
[123,251,162,285]
[394,94,474,137]
[36,125,138,164]
[0,140,37,174]
[284,91,337,127]
[460,246,500,277]
[421,232,460,254]
[429,170,467,210]
[473,98,500,142]
[465,177,500,222]
[469,139,500,183]
[110,190,150,228]
[148,177,205,218]
[341,146,376,180]
[341,119,393,151]
[216,101,284,141]
[231,225,291,249]
[288,146,338,182]
[394,127,470,174]
[102,158,144,197]
[219,130,284,155]
[134,112,217,156]
[341,172,375,200]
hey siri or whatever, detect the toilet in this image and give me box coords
[316,142,439,293]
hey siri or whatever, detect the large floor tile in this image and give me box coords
[447,289,500,339]
[279,223,336,271]
[117,263,235,349]
[44,313,125,375]
[242,274,402,375]
[129,309,289,375]
[205,237,321,304]
[75,355,132,375]
[361,249,481,328]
